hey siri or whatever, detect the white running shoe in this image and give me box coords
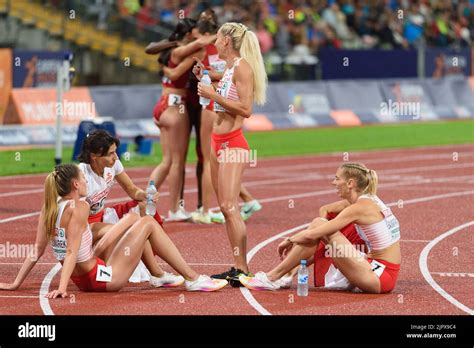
[149,272,185,288]
[185,275,228,292]
[277,275,293,289]
[239,271,280,291]
[209,211,225,224]
[191,211,213,224]
[167,208,192,222]
[240,200,262,221]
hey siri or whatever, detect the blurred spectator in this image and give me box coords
[256,21,274,54]
[43,0,474,55]
[136,0,159,31]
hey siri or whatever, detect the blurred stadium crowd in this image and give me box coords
[43,0,473,56]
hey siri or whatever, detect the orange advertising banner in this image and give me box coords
[5,87,97,125]
[0,49,13,124]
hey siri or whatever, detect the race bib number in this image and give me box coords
[168,93,182,106]
[370,260,386,278]
[96,265,113,282]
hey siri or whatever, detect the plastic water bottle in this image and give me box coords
[145,181,157,216]
[199,70,211,106]
[297,259,309,296]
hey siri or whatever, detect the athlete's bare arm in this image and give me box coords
[319,200,351,218]
[145,39,178,54]
[171,35,216,64]
[48,200,89,298]
[115,171,147,201]
[0,210,48,290]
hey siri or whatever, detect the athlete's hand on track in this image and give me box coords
[46,289,69,299]
[277,239,293,260]
[0,282,19,290]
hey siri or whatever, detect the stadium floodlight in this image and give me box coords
[54,52,73,165]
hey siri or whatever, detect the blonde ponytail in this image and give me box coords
[365,169,378,195]
[43,164,81,240]
[219,22,267,105]
[43,173,59,240]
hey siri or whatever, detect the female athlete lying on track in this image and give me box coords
[239,162,401,294]
[0,164,227,296]
[78,129,184,288]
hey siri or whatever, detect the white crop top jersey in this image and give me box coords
[214,57,242,113]
[78,160,124,216]
[51,200,94,263]
[354,194,401,252]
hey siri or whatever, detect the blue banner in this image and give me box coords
[424,48,472,78]
[12,50,70,88]
[319,49,418,80]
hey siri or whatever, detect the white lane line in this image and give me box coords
[1,149,472,197]
[0,144,471,182]
[419,221,474,315]
[246,152,474,175]
[0,166,448,223]
[39,263,61,316]
[158,262,233,266]
[0,212,41,224]
[241,190,474,315]
[431,272,474,278]
[0,188,44,198]
[0,262,57,265]
[0,295,39,299]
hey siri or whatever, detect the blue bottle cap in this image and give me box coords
[149,180,155,186]
[203,70,209,74]
[301,259,307,265]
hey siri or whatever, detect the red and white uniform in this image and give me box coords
[51,200,94,263]
[79,160,124,220]
[354,194,401,250]
[314,195,401,293]
[203,44,226,111]
[214,57,242,113]
[51,200,107,292]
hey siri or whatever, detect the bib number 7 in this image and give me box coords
[96,265,113,282]
[370,260,386,278]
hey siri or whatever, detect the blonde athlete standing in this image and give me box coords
[196,23,267,286]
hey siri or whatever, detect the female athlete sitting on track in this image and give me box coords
[78,129,184,288]
[0,164,227,295]
[239,162,401,294]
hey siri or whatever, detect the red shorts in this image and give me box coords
[211,128,249,156]
[367,258,400,293]
[153,94,186,124]
[70,257,108,292]
[88,200,163,226]
[314,212,366,287]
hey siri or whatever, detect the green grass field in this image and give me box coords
[1,120,472,176]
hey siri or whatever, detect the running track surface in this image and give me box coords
[0,144,472,315]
